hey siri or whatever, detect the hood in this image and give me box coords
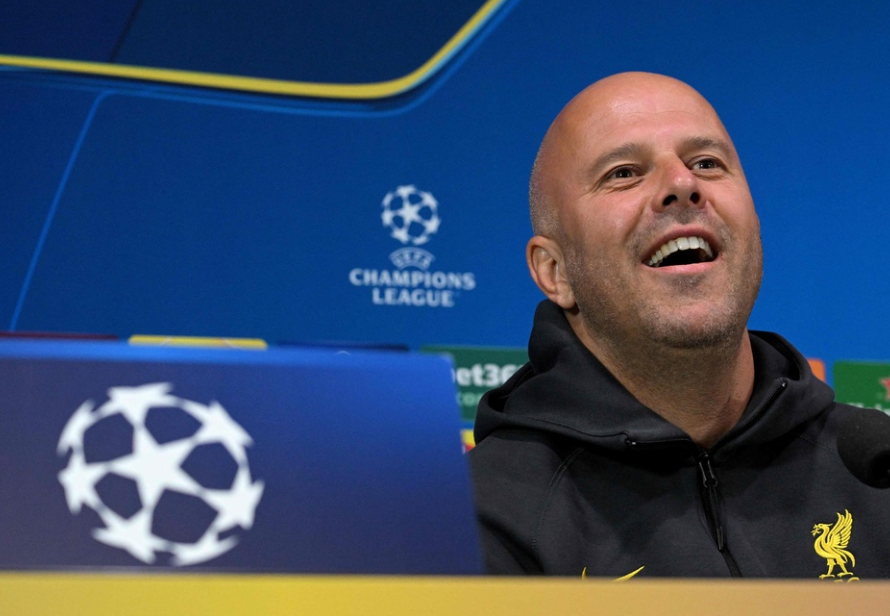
[473,300,836,456]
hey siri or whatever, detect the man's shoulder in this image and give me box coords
[797,400,871,443]
[468,428,589,574]
[469,427,587,523]
[470,427,581,482]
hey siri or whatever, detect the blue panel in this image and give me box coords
[0,341,481,573]
[0,80,101,328]
[115,0,487,83]
[14,88,539,347]
[0,1,140,60]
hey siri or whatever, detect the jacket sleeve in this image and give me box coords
[468,431,552,574]
[475,512,543,574]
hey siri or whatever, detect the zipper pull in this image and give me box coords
[697,452,725,551]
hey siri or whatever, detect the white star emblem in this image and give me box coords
[58,454,108,514]
[103,383,178,427]
[92,509,167,563]
[204,471,264,531]
[108,427,199,509]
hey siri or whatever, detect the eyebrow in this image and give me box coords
[678,136,735,159]
[586,142,646,181]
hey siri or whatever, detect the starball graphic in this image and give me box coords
[348,185,476,307]
[56,383,264,566]
[381,184,441,247]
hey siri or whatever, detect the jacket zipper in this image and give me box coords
[627,378,790,578]
[697,451,741,577]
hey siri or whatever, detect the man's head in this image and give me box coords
[527,72,763,355]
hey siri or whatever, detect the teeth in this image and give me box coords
[647,236,714,267]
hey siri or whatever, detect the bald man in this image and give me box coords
[469,73,890,578]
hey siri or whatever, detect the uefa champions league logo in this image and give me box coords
[56,383,264,566]
[381,184,441,246]
[348,183,475,306]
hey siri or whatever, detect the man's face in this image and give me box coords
[541,75,763,351]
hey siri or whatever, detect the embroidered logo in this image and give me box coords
[812,510,859,581]
[582,565,645,581]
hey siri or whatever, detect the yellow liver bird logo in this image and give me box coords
[812,510,858,580]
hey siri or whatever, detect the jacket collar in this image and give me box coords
[474,300,835,456]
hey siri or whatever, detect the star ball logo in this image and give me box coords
[348,185,476,307]
[56,383,264,566]
[381,184,440,247]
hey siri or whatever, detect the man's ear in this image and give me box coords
[526,235,576,309]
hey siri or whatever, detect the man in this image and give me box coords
[469,72,890,578]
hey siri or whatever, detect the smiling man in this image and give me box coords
[469,72,890,577]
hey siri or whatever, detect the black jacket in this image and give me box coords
[470,300,890,578]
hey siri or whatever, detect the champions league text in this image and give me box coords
[349,269,476,307]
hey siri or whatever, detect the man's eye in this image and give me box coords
[608,167,635,179]
[693,159,720,170]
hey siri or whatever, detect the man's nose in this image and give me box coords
[656,159,701,209]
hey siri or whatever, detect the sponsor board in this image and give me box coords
[348,185,476,308]
[422,345,528,450]
[834,360,890,414]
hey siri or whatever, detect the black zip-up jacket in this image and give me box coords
[469,300,890,578]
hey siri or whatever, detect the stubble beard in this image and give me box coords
[565,232,763,356]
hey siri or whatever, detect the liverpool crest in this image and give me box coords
[812,510,859,581]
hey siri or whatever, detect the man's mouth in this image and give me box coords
[646,236,715,268]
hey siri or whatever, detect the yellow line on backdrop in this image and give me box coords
[0,0,508,99]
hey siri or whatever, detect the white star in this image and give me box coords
[425,216,441,234]
[190,401,252,454]
[57,454,108,514]
[57,401,97,455]
[108,427,199,508]
[398,200,422,225]
[395,184,416,199]
[391,226,411,244]
[203,469,264,531]
[170,528,239,566]
[101,383,178,427]
[92,509,166,563]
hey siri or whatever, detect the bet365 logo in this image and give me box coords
[834,361,890,413]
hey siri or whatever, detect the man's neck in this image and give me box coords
[568,315,756,449]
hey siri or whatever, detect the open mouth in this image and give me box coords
[646,236,715,268]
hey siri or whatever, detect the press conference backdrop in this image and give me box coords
[3,0,890,418]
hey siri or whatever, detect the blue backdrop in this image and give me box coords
[2,0,889,381]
